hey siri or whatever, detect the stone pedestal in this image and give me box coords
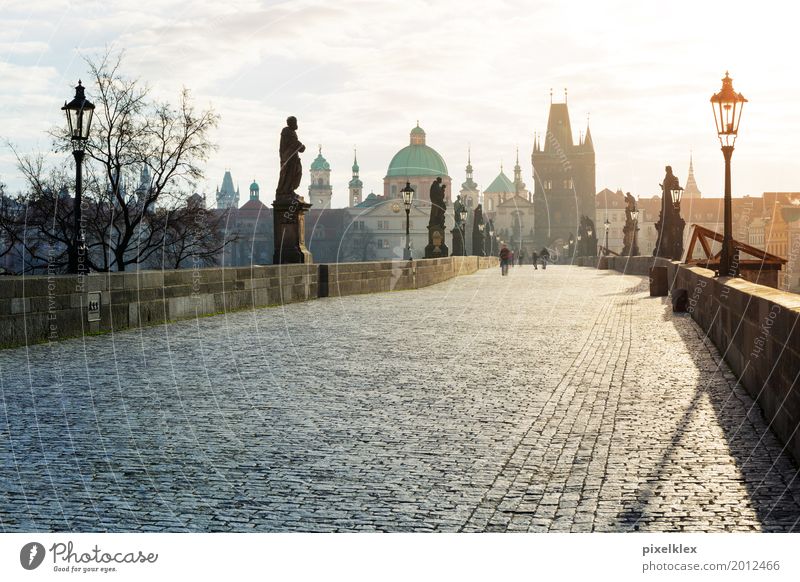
[424,224,448,259]
[272,195,313,264]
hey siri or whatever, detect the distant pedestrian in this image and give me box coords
[509,250,515,268]
[531,251,539,270]
[518,250,525,266]
[540,247,550,270]
[499,244,511,276]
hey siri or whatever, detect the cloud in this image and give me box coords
[1,0,799,204]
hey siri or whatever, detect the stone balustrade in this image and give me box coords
[0,256,498,349]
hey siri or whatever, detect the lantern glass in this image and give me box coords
[587,228,593,237]
[577,234,582,241]
[62,81,95,143]
[671,188,683,205]
[631,209,639,222]
[401,181,414,208]
[711,72,747,148]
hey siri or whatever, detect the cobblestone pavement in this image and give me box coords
[2,265,800,532]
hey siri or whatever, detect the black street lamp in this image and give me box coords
[604,218,610,255]
[711,71,747,277]
[630,209,639,256]
[62,80,95,275]
[401,181,415,260]
[671,187,684,211]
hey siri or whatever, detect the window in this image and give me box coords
[391,185,397,197]
[377,220,390,230]
[378,239,390,249]
[317,178,323,186]
[353,220,365,231]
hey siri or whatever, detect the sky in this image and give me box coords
[1,0,798,208]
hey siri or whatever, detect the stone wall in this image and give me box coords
[0,256,498,349]
[604,255,800,464]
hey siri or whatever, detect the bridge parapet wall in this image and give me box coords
[605,255,800,464]
[0,256,497,349]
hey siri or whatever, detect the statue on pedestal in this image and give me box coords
[425,177,449,258]
[272,116,313,264]
[472,203,485,257]
[276,116,306,199]
[654,166,685,260]
[622,192,639,256]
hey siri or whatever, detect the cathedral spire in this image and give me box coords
[684,151,702,198]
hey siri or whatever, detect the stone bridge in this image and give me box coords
[2,264,800,532]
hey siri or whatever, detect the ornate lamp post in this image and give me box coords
[577,233,582,257]
[587,226,594,256]
[62,80,95,275]
[630,209,639,256]
[401,181,414,260]
[604,218,610,255]
[711,71,747,277]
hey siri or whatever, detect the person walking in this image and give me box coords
[531,250,539,270]
[499,244,511,276]
[518,249,525,266]
[540,247,550,270]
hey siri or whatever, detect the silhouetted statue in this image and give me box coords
[453,194,466,226]
[428,177,447,228]
[276,116,306,198]
[654,165,685,260]
[623,192,639,256]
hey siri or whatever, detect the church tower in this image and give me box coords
[308,146,333,209]
[459,148,480,209]
[249,179,260,202]
[531,92,596,246]
[683,153,702,199]
[348,149,363,207]
[216,170,239,209]
[513,147,528,201]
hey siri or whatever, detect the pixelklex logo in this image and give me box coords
[20,542,46,570]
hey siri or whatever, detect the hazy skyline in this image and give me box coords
[1,0,797,207]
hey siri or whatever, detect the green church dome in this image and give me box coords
[250,180,259,191]
[310,149,330,171]
[386,124,448,178]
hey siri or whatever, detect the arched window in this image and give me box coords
[391,184,397,197]
[318,178,323,186]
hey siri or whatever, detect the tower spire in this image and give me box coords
[684,150,702,199]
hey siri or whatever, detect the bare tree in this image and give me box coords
[0,152,82,274]
[158,197,237,269]
[53,49,221,271]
